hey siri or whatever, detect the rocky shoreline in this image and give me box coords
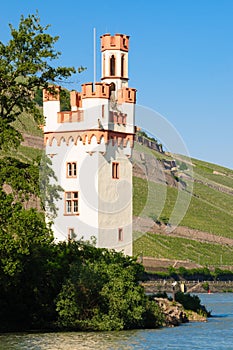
[154,297,207,327]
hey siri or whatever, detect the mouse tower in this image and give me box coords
[43,33,136,255]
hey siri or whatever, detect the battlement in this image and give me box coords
[118,87,137,104]
[70,90,82,109]
[101,33,129,52]
[57,110,84,123]
[81,82,111,99]
[43,86,60,102]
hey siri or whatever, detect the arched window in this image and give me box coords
[121,55,125,77]
[109,82,116,93]
[110,55,115,76]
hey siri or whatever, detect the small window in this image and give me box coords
[118,228,123,241]
[68,228,75,242]
[121,55,125,77]
[65,192,79,215]
[112,162,119,179]
[67,162,77,177]
[102,104,105,118]
[110,55,115,76]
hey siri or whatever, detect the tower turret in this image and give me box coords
[101,33,129,91]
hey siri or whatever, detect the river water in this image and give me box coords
[0,293,233,350]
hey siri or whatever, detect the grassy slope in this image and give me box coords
[13,111,43,137]
[1,112,43,162]
[134,233,233,266]
[133,148,233,266]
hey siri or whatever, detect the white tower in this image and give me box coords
[43,33,136,255]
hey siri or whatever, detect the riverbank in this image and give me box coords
[142,280,233,294]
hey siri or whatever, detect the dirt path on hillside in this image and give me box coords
[163,225,233,246]
[133,216,233,246]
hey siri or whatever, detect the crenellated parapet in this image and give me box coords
[81,82,111,99]
[43,86,60,102]
[117,87,137,104]
[70,90,82,110]
[101,33,129,52]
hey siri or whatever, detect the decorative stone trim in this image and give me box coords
[44,129,134,148]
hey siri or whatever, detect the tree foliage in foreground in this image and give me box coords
[56,246,164,331]
[0,231,164,331]
[0,12,76,151]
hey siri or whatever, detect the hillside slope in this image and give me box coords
[133,142,233,267]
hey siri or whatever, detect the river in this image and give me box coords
[0,293,233,349]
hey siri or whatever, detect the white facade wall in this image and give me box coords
[46,137,132,254]
[98,144,132,255]
[46,138,99,243]
[43,101,60,133]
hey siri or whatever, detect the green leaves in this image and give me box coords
[55,245,163,331]
[0,12,76,150]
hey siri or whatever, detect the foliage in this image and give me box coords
[39,154,63,219]
[56,245,163,331]
[175,292,209,316]
[178,162,188,171]
[202,282,210,291]
[34,87,71,111]
[137,130,157,143]
[0,12,77,151]
[0,235,164,331]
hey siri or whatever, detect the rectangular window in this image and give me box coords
[67,162,77,177]
[112,162,119,179]
[65,192,79,215]
[118,228,123,241]
[68,228,75,241]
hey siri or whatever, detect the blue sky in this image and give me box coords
[1,0,233,169]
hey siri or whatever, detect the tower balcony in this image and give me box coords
[109,111,127,125]
[57,110,84,123]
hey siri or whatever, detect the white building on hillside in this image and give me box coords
[43,33,136,255]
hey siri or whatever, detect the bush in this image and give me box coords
[175,292,209,316]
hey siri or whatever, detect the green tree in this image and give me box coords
[0,12,77,150]
[56,245,163,331]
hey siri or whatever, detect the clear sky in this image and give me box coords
[1,0,233,169]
